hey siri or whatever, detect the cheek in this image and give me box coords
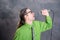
[27,13,34,19]
[30,14,33,18]
[28,14,32,17]
[28,15,32,19]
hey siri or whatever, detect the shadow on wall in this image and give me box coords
[0,7,17,40]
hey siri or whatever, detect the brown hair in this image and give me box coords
[18,8,28,28]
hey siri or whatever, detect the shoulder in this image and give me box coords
[33,20,42,23]
[16,25,26,33]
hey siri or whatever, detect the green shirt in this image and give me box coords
[13,16,52,40]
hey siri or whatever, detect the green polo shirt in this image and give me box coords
[13,16,52,40]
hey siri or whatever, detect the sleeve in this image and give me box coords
[40,16,52,32]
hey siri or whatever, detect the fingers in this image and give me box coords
[41,9,49,16]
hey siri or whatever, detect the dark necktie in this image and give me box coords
[31,27,34,40]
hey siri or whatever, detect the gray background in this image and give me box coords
[0,0,60,40]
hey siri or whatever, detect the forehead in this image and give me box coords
[26,8,31,13]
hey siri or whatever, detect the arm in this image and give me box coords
[39,9,52,32]
[40,16,52,32]
[13,29,23,40]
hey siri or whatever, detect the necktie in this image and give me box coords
[31,27,34,40]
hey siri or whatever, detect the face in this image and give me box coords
[25,8,35,21]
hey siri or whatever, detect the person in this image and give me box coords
[13,8,52,40]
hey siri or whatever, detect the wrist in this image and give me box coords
[46,13,49,16]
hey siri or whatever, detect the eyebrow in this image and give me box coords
[27,11,32,13]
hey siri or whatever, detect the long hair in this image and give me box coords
[18,8,28,28]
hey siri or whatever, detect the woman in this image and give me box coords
[13,8,52,40]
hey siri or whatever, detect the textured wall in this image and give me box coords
[0,0,60,40]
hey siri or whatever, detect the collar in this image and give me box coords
[24,21,34,29]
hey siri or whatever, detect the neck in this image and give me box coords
[25,20,33,25]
